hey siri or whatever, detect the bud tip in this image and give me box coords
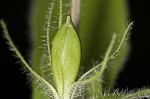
[68,11,71,16]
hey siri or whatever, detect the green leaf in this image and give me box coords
[51,15,81,97]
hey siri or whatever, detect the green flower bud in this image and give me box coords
[51,13,81,97]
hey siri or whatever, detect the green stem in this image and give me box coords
[46,0,55,67]
[59,0,63,28]
[110,22,133,59]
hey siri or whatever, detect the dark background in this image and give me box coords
[0,0,149,98]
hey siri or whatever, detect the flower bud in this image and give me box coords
[51,13,81,97]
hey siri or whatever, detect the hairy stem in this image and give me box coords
[59,0,63,28]
[110,22,133,59]
[0,20,59,99]
[46,0,55,67]
[123,89,150,99]
[79,34,116,82]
